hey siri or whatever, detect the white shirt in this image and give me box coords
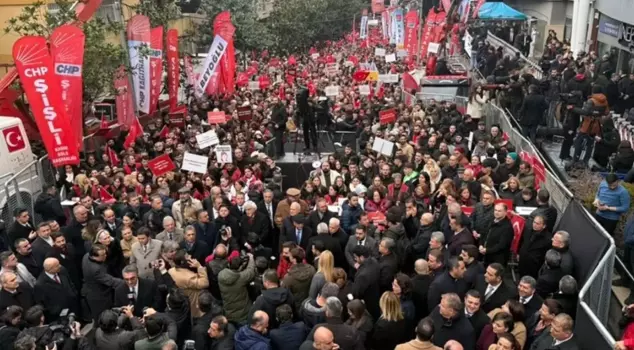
[520,293,534,305]
[485,282,501,299]
[43,236,54,246]
[129,282,139,298]
[212,208,219,219]
[553,334,573,346]
[45,272,58,282]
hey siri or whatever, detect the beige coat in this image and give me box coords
[129,239,163,280]
[171,198,203,227]
[156,227,184,243]
[467,93,488,119]
[168,266,209,318]
[487,308,527,349]
[395,340,442,350]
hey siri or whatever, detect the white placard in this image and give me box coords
[344,60,354,67]
[359,85,370,96]
[375,48,386,56]
[368,19,379,26]
[428,42,440,54]
[195,35,228,97]
[182,152,209,174]
[467,131,474,151]
[515,206,538,216]
[196,130,219,149]
[325,85,340,97]
[248,81,260,90]
[385,53,396,63]
[396,49,408,58]
[378,74,399,83]
[325,63,339,76]
[372,137,394,156]
[311,53,320,59]
[215,145,233,163]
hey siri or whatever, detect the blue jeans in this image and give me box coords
[573,133,594,164]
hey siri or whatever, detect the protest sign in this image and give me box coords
[248,81,260,90]
[169,111,185,128]
[325,86,340,97]
[215,145,233,163]
[396,49,408,58]
[368,19,379,26]
[147,154,176,176]
[379,108,397,124]
[196,130,219,149]
[385,53,396,63]
[359,85,370,96]
[375,48,386,56]
[237,106,253,121]
[311,53,320,59]
[378,74,399,83]
[207,111,226,124]
[181,152,209,174]
[325,63,339,76]
[428,42,440,54]
[372,137,394,156]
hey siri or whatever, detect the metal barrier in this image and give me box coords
[2,158,45,225]
[485,31,544,80]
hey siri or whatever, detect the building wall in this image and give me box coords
[595,0,634,26]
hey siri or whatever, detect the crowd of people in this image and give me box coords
[0,23,595,350]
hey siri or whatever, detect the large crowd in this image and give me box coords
[1,20,630,350]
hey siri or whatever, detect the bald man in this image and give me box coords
[300,326,337,350]
[413,213,436,261]
[443,340,464,350]
[34,257,78,322]
[412,259,433,322]
[234,310,271,349]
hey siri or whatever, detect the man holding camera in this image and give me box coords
[567,85,610,167]
[114,265,161,317]
[218,252,256,325]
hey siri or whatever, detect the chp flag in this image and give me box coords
[149,26,164,114]
[12,36,80,166]
[50,24,85,151]
[126,15,151,114]
[195,35,228,97]
[166,29,180,112]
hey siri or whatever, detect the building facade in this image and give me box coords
[594,0,634,75]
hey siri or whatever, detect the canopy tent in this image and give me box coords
[477,2,527,20]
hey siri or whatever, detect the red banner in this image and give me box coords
[13,36,79,166]
[214,12,236,95]
[114,66,135,127]
[166,29,179,112]
[379,109,397,124]
[148,154,176,176]
[371,0,385,14]
[50,24,85,151]
[419,9,436,59]
[510,215,526,254]
[404,11,419,58]
[149,26,163,114]
[207,111,226,124]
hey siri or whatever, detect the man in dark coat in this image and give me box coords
[248,270,296,330]
[350,245,381,319]
[0,272,35,311]
[536,249,566,298]
[82,243,123,321]
[430,293,476,350]
[194,209,216,250]
[34,258,78,322]
[14,239,41,278]
[447,215,475,257]
[518,215,552,279]
[377,238,399,294]
[529,190,558,233]
[411,213,435,261]
[519,84,548,142]
[307,223,344,267]
[30,223,54,266]
[270,304,306,350]
[305,297,363,350]
[412,259,433,321]
[114,265,161,317]
[480,203,514,266]
[34,184,66,226]
[471,191,496,245]
[427,257,468,310]
[475,263,516,313]
[460,245,485,290]
[517,275,544,322]
[180,226,211,266]
[271,96,287,158]
[305,199,336,234]
[464,290,490,339]
[46,231,81,290]
[63,204,89,268]
[102,208,122,238]
[7,208,35,248]
[241,202,270,247]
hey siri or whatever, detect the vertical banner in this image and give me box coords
[166,29,179,112]
[389,8,397,44]
[214,11,236,95]
[126,15,151,114]
[381,11,389,40]
[195,35,228,96]
[420,9,437,58]
[360,10,368,39]
[50,24,85,151]
[404,10,419,57]
[114,66,135,127]
[149,26,163,114]
[473,0,485,18]
[393,8,405,48]
[184,55,195,86]
[13,36,79,166]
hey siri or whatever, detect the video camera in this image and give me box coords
[48,309,76,345]
[559,92,583,106]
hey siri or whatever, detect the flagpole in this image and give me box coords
[115,0,140,117]
[416,0,424,66]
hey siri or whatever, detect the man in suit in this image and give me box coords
[129,227,163,280]
[180,225,210,265]
[306,199,336,234]
[102,208,122,238]
[63,204,90,267]
[230,192,247,221]
[14,238,41,278]
[0,271,35,311]
[31,222,55,266]
[241,201,270,247]
[530,313,578,350]
[34,258,78,322]
[411,259,433,321]
[464,289,490,339]
[447,215,475,257]
[82,243,124,321]
[427,256,468,311]
[280,202,303,247]
[114,265,161,316]
[460,245,484,290]
[258,189,278,229]
[194,209,216,250]
[518,214,552,279]
[285,214,313,252]
[378,237,399,294]
[479,203,514,266]
[345,225,377,271]
[307,223,344,267]
[80,194,101,219]
[7,208,36,248]
[156,216,184,243]
[518,275,543,322]
[350,245,381,319]
[476,263,516,313]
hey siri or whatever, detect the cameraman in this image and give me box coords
[218,252,256,326]
[94,307,144,349]
[568,85,609,167]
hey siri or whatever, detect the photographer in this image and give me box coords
[568,85,609,167]
[167,250,209,318]
[15,305,72,350]
[218,252,256,325]
[94,307,144,350]
[0,305,22,348]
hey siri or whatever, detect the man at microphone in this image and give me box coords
[114,264,161,316]
[296,79,318,153]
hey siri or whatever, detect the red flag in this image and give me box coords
[214,12,236,95]
[371,0,385,13]
[166,29,179,112]
[50,24,85,151]
[259,75,271,90]
[99,187,115,203]
[278,84,285,99]
[12,36,80,166]
[473,0,486,18]
[510,215,526,254]
[106,146,119,167]
[347,55,359,66]
[159,125,169,139]
[402,72,419,92]
[74,0,103,22]
[149,26,163,114]
[124,118,143,148]
[237,72,249,86]
[126,15,151,114]
[114,66,135,127]
[246,66,257,77]
[353,70,370,82]
[404,11,420,58]
[288,55,297,65]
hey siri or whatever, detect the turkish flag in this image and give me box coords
[99,187,115,203]
[159,125,169,139]
[288,55,297,65]
[353,71,370,82]
[402,72,419,92]
[2,125,26,153]
[124,118,143,148]
[510,215,526,254]
[106,145,120,167]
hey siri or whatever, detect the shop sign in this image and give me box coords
[599,14,620,38]
[618,22,634,51]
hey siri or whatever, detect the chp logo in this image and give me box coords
[2,126,26,153]
[55,63,81,77]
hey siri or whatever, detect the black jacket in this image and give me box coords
[522,293,544,323]
[192,311,231,350]
[34,192,66,225]
[612,141,634,172]
[378,253,399,294]
[194,221,216,251]
[307,234,345,268]
[411,274,432,320]
[270,321,306,350]
[0,324,20,350]
[0,283,34,311]
[34,268,78,322]
[427,271,469,311]
[464,260,485,290]
[180,240,211,266]
[62,221,87,262]
[370,318,407,350]
[351,257,381,319]
[430,306,476,350]
[536,265,565,298]
[594,118,621,166]
[31,237,53,266]
[300,298,326,330]
[483,217,514,266]
[249,287,295,329]
[476,279,517,313]
[411,224,434,261]
[46,243,81,290]
[8,221,33,248]
[467,309,490,339]
[240,212,271,247]
[305,210,336,234]
[518,228,552,279]
[81,254,122,317]
[471,203,495,239]
[519,92,548,126]
[529,204,558,233]
[113,278,161,317]
[16,252,40,278]
[308,317,364,350]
